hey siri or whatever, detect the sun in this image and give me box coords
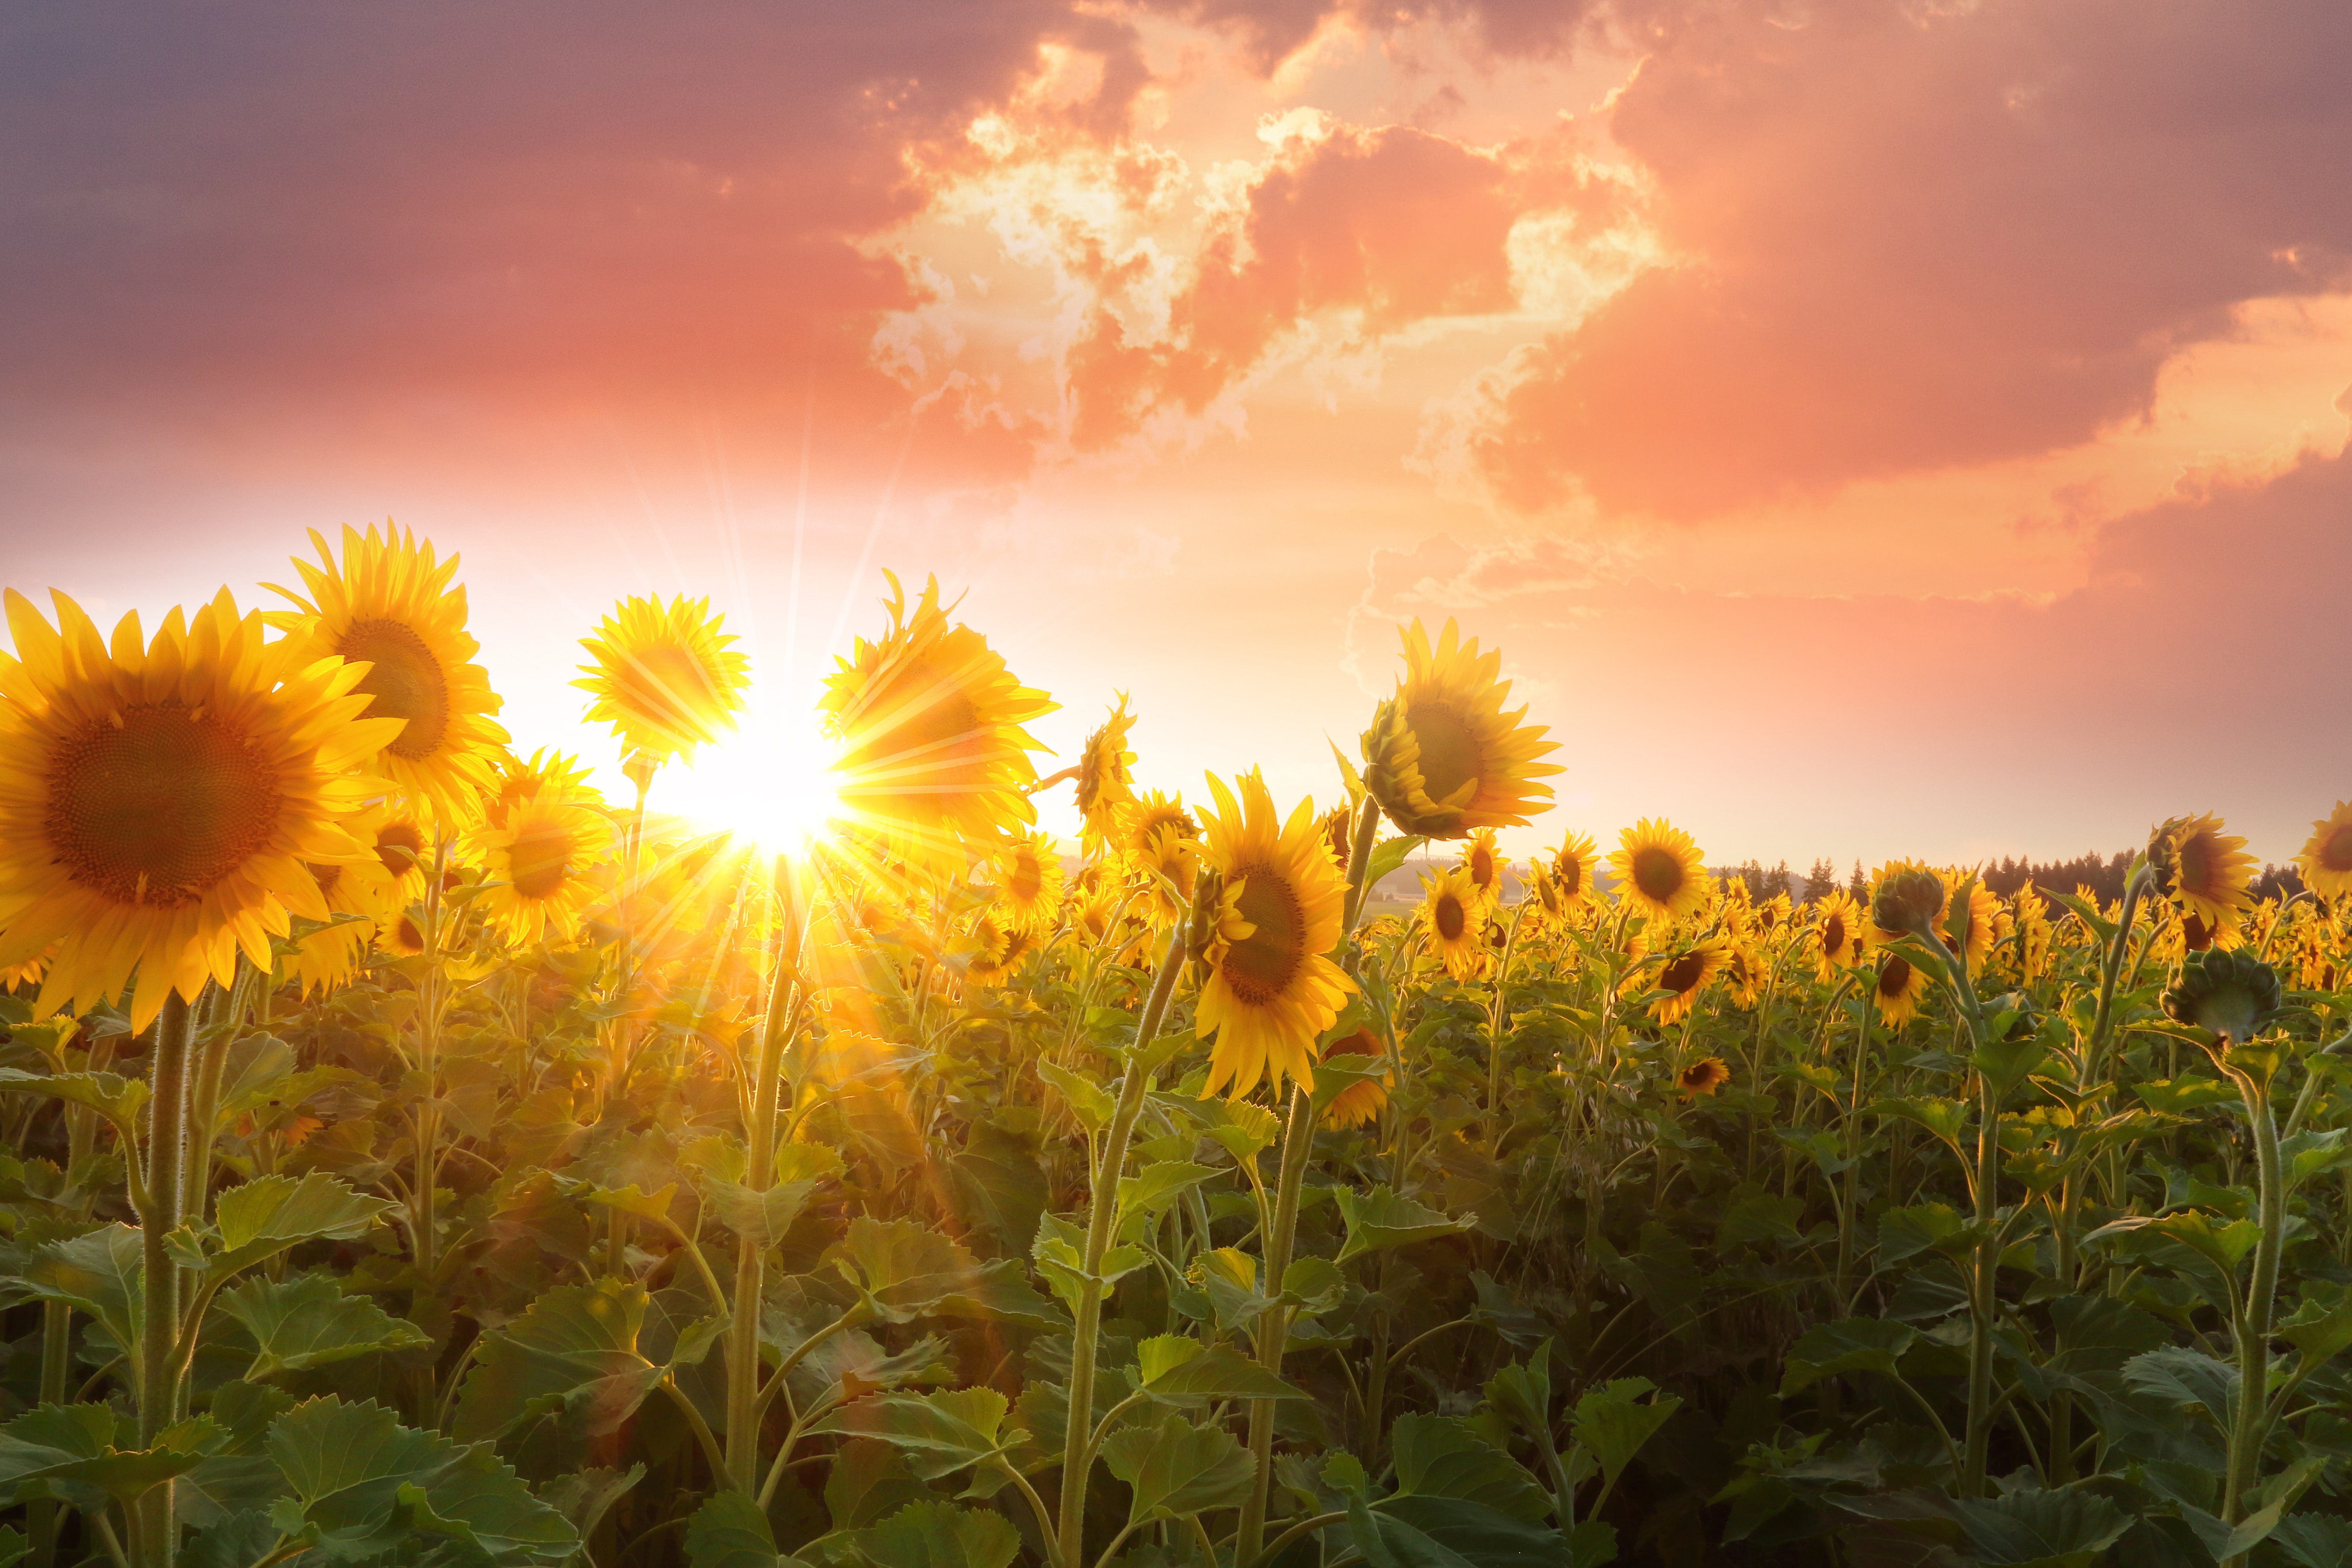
[653,716,844,853]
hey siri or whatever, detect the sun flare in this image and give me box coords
[652,717,845,853]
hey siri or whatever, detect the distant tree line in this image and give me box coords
[1720,853,2308,906]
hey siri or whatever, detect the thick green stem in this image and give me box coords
[29,1298,73,1568]
[726,855,803,1493]
[2085,869,2146,1084]
[1055,927,1186,1568]
[1936,925,1998,1498]
[2221,1071,2282,1559]
[136,991,194,1568]
[1236,1084,1316,1565]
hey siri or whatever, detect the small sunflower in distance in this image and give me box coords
[484,746,600,830]
[1360,619,1560,839]
[2147,814,2256,931]
[1813,891,1865,981]
[1123,790,1199,922]
[1193,770,1356,1099]
[1677,1057,1730,1100]
[1419,865,1488,981]
[1320,1025,1391,1129]
[2298,803,2352,901]
[1075,694,1138,853]
[1610,819,1708,923]
[1460,828,1505,910]
[2012,891,2054,983]
[820,573,1056,872]
[464,798,614,947]
[1319,803,1354,875]
[1547,833,1599,911]
[1939,876,2001,975]
[990,830,1065,933]
[266,524,507,826]
[1633,937,1729,1025]
[0,588,401,1029]
[1724,941,1765,1008]
[575,595,750,772]
[1874,954,1928,1025]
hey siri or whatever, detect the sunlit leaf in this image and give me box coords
[217,1273,429,1379]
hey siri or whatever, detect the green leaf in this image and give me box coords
[0,1069,149,1138]
[1200,1100,1281,1162]
[686,1490,805,1568]
[1030,1212,1147,1313]
[1134,1337,1305,1401]
[809,1388,1016,1480]
[209,1174,394,1278]
[1389,1414,1551,1523]
[0,1527,23,1568]
[217,1274,430,1379]
[2046,889,2117,945]
[1867,1097,1969,1151]
[2284,1128,2352,1186]
[1568,1380,1681,1500]
[1484,1344,1553,1444]
[1779,1319,1917,1396]
[452,1279,662,1450]
[1875,1204,1977,1265]
[824,1440,929,1532]
[708,1178,821,1251]
[832,1217,1062,1328]
[20,1225,144,1355]
[1335,1186,1475,1262]
[1117,1161,1220,1218]
[851,1500,1019,1568]
[538,1464,643,1545]
[2277,1290,2352,1372]
[1566,1520,1616,1568]
[0,1403,218,1512]
[264,1395,576,1564]
[1348,1491,1566,1568]
[1035,1059,1113,1133]
[579,1183,680,1226]
[1365,834,1428,892]
[2121,1346,2240,1424]
[1100,1412,1254,1523]
[1951,1487,2130,1568]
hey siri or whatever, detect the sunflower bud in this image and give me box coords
[2160,946,2282,1045]
[1186,866,1226,988]
[1873,868,1946,942]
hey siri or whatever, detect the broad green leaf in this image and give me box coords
[0,1528,24,1568]
[0,1069,148,1137]
[1867,1097,1969,1151]
[217,1274,429,1379]
[851,1500,1019,1568]
[1365,834,1428,892]
[686,1490,808,1568]
[1030,1212,1146,1313]
[1135,1338,1305,1401]
[2284,1128,2352,1186]
[453,1279,662,1450]
[210,1174,394,1278]
[181,1513,275,1568]
[1100,1412,1254,1523]
[1335,1186,1474,1262]
[538,1464,643,1544]
[20,1225,144,1355]
[1972,1034,2052,1099]
[1310,1051,1390,1118]
[1035,1059,1113,1133]
[1389,1414,1550,1523]
[1347,1491,1567,1568]
[2132,1077,2239,1115]
[2122,1346,2240,1425]
[2046,889,2116,944]
[2269,1512,2352,1568]
[810,1388,1016,1480]
[2277,1290,2352,1372]
[1951,1487,2130,1568]
[0,1403,218,1512]
[708,1177,821,1250]
[1484,1344,1553,1444]
[1779,1319,1916,1396]
[264,1396,576,1564]
[833,1217,1061,1328]
[579,1183,680,1226]
[1568,1380,1681,1500]
[1116,1161,1219,1218]
[824,1440,928,1532]
[1875,1204,1976,1265]
[1566,1520,1616,1568]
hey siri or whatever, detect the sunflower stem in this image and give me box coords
[1056,925,1185,1568]
[1236,1082,1316,1566]
[727,853,804,1493]
[135,989,193,1568]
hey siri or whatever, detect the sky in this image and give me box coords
[4,0,2350,870]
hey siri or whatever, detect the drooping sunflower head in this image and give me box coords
[2148,813,2256,929]
[1319,803,1355,876]
[1870,862,1948,946]
[1610,819,1708,924]
[1359,619,1560,839]
[0,588,401,1029]
[462,797,615,948]
[1873,954,1928,1026]
[1460,828,1505,909]
[1319,1025,1392,1130]
[989,830,1065,933]
[265,524,507,827]
[1193,769,1357,1099]
[1633,937,1729,1025]
[1548,833,1599,910]
[485,747,601,831]
[1814,891,1865,980]
[1419,865,1488,982]
[2161,946,2283,1046]
[1075,694,1138,851]
[1677,1057,1731,1099]
[818,573,1056,872]
[574,594,750,770]
[2298,802,2352,901]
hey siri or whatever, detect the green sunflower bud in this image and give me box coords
[2159,946,2282,1044]
[1873,868,1946,942]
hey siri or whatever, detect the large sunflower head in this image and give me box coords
[0,588,399,1029]
[1631,937,1730,1026]
[1320,1025,1392,1130]
[2298,802,2352,902]
[1610,819,1708,923]
[818,573,1057,872]
[2148,813,2256,930]
[1075,694,1138,852]
[1360,619,1560,839]
[1418,865,1488,982]
[1193,770,1357,1099]
[574,595,750,770]
[265,524,507,827]
[485,747,600,831]
[989,830,1065,933]
[1873,954,1929,1026]
[462,798,615,948]
[1813,890,1865,980]
[1459,828,1505,910]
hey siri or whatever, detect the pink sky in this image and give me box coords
[4,1,2349,869]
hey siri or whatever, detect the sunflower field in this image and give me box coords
[8,529,2352,1568]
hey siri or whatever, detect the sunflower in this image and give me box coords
[1869,861,1948,947]
[1075,694,1138,853]
[1632,937,1729,1026]
[1460,828,1505,911]
[2011,891,2053,983]
[1873,954,1928,1026]
[0,589,398,1030]
[486,747,600,830]
[1419,866,1488,982]
[989,830,1065,933]
[463,798,614,947]
[968,925,1041,987]
[1547,833,1599,911]
[1813,891,1865,982]
[1122,790,1200,921]
[1939,876,2001,976]
[2177,906,2241,954]
[364,805,434,901]
[265,524,506,826]
[1360,619,1560,839]
[1724,940,1766,1008]
[1319,803,1354,875]
[1193,770,1355,1099]
[2298,803,2352,901]
[379,909,429,959]
[819,573,1056,870]
[2148,814,2256,930]
[1320,1025,1391,1129]
[0,943,58,991]
[1610,819,1708,924]
[1677,1057,1730,1099]
[287,917,372,998]
[573,595,750,770]
[1525,863,1569,927]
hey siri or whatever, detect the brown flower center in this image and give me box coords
[1404,699,1482,807]
[2324,823,2352,874]
[508,820,572,900]
[2177,830,2215,898]
[340,618,451,761]
[1470,842,1495,889]
[48,703,283,909]
[838,658,988,801]
[613,638,723,744]
[1660,950,1708,994]
[1631,845,1686,903]
[1008,850,1043,903]
[1326,1025,1381,1060]
[1556,852,1583,895]
[1824,912,1847,952]
[376,821,426,878]
[1877,956,1912,997]
[1434,891,1467,941]
[1222,865,1306,1004]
